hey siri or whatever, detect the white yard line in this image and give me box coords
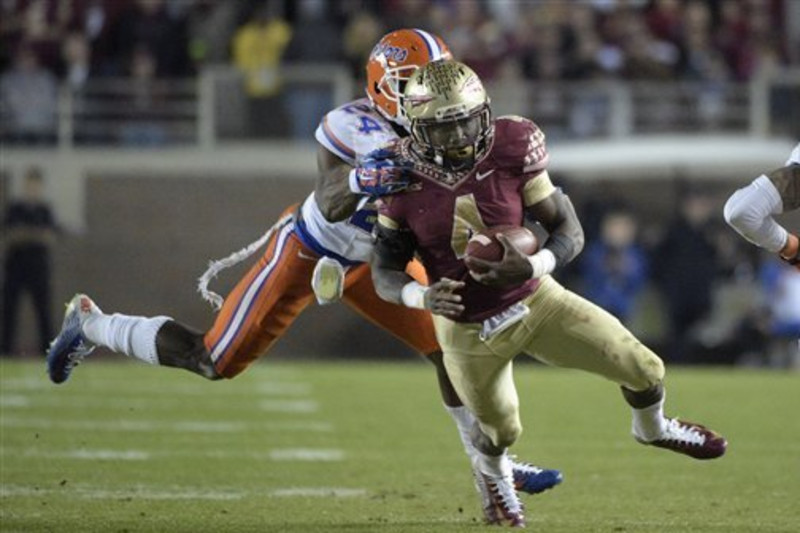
[0,484,243,500]
[268,487,366,497]
[256,382,313,395]
[0,395,30,408]
[1,484,367,500]
[259,399,319,413]
[1,416,333,433]
[268,448,345,461]
[0,378,50,390]
[21,449,151,461]
[7,447,345,462]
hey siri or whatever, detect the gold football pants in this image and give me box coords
[433,275,665,448]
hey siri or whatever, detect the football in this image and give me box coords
[465,225,539,263]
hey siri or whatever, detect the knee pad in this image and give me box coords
[485,415,523,449]
[627,348,665,390]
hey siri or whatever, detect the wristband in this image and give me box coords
[780,233,800,265]
[348,168,362,194]
[528,249,557,279]
[401,281,429,309]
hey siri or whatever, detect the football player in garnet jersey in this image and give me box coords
[371,60,728,527]
[724,143,800,270]
[47,30,561,501]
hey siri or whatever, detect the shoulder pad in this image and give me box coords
[315,99,372,164]
[489,116,549,174]
[315,98,398,165]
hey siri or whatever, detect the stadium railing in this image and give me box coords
[1,66,797,150]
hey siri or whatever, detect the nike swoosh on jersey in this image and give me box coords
[476,169,495,181]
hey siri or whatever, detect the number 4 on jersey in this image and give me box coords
[358,116,383,134]
[451,194,488,258]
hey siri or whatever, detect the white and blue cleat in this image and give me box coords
[511,458,563,495]
[47,294,97,384]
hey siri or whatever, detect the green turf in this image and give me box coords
[1,359,798,532]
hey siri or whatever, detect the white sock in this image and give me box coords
[445,405,479,456]
[475,450,511,479]
[82,312,170,365]
[632,395,668,442]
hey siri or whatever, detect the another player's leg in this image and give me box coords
[48,210,315,384]
[521,276,727,460]
[342,262,561,495]
[434,325,526,527]
[47,293,176,383]
[201,219,315,378]
[426,349,562,495]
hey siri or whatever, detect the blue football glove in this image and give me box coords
[349,148,412,197]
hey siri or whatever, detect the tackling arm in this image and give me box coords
[372,220,465,316]
[315,145,360,223]
[315,145,414,223]
[371,220,418,305]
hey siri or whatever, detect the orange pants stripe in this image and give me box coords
[203,206,439,378]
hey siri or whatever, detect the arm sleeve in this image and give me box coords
[723,175,788,253]
[373,215,416,270]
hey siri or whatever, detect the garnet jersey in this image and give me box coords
[378,116,555,322]
[301,98,401,263]
[773,142,800,211]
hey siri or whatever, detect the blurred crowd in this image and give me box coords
[1,0,794,82]
[562,184,800,368]
[1,0,797,143]
[1,0,798,365]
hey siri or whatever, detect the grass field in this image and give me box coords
[1,359,798,532]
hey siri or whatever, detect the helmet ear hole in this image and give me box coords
[373,82,381,94]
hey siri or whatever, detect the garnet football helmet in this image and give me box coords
[366,29,452,129]
[403,60,493,172]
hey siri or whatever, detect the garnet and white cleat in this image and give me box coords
[480,471,526,528]
[47,294,99,384]
[471,461,501,525]
[472,458,526,528]
[509,457,563,495]
[636,418,727,460]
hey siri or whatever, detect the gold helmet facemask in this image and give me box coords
[403,60,493,173]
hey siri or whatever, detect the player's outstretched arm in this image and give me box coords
[315,145,413,223]
[315,145,360,222]
[724,164,800,268]
[371,221,464,317]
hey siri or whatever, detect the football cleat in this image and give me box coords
[510,457,563,495]
[471,460,501,525]
[636,418,727,460]
[475,468,526,528]
[47,294,98,384]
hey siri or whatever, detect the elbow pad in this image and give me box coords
[724,176,786,253]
